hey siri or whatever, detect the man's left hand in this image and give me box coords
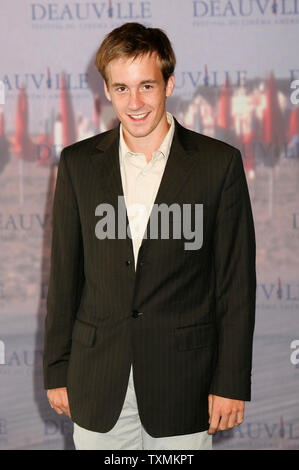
[208,394,244,434]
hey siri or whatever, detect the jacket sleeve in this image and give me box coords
[209,149,256,401]
[43,148,85,390]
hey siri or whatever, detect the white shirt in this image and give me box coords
[119,112,175,269]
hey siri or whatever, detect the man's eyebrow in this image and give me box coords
[139,79,158,85]
[111,79,158,88]
[111,82,127,88]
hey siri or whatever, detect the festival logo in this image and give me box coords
[44,417,73,436]
[257,279,299,310]
[192,0,299,27]
[30,1,152,25]
[213,417,299,446]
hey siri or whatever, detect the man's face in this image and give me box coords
[104,53,174,142]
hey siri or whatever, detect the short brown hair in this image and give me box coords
[95,22,176,85]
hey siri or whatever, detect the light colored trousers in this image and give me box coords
[73,366,212,450]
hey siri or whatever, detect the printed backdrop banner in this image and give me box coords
[0,0,299,450]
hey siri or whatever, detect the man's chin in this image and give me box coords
[123,124,153,139]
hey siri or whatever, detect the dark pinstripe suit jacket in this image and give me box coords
[43,118,256,437]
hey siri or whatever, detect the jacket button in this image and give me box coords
[125,260,132,266]
[132,310,143,318]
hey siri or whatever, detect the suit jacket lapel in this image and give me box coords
[89,125,123,201]
[140,118,198,249]
[89,125,135,262]
[88,118,198,251]
[151,118,198,208]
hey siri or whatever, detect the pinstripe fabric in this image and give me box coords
[43,118,256,437]
[73,366,212,450]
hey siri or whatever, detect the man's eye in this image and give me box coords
[116,87,126,92]
[143,84,153,90]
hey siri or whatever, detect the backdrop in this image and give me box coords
[0,0,299,450]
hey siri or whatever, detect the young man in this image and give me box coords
[43,23,256,450]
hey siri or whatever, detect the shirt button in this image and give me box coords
[132,310,143,318]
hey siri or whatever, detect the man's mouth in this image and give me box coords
[128,112,150,122]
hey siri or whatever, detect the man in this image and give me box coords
[43,22,256,450]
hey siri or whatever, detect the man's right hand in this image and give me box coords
[47,387,71,418]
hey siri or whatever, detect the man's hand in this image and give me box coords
[47,387,71,418]
[208,394,244,434]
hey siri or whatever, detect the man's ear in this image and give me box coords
[166,75,175,98]
[104,80,111,102]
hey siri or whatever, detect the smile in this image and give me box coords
[128,112,150,122]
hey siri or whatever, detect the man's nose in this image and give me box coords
[128,90,144,110]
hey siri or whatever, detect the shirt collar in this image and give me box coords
[119,112,174,165]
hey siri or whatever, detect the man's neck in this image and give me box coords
[123,114,170,163]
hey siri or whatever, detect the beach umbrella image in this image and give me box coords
[242,111,260,180]
[36,133,53,167]
[93,94,101,134]
[13,86,36,204]
[261,72,285,167]
[217,75,233,130]
[288,107,299,140]
[37,67,55,167]
[242,130,255,180]
[14,86,35,161]
[261,72,285,217]
[287,107,299,159]
[50,73,77,194]
[215,75,240,148]
[0,110,10,174]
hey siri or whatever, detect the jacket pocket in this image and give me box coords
[71,318,97,347]
[175,322,216,351]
